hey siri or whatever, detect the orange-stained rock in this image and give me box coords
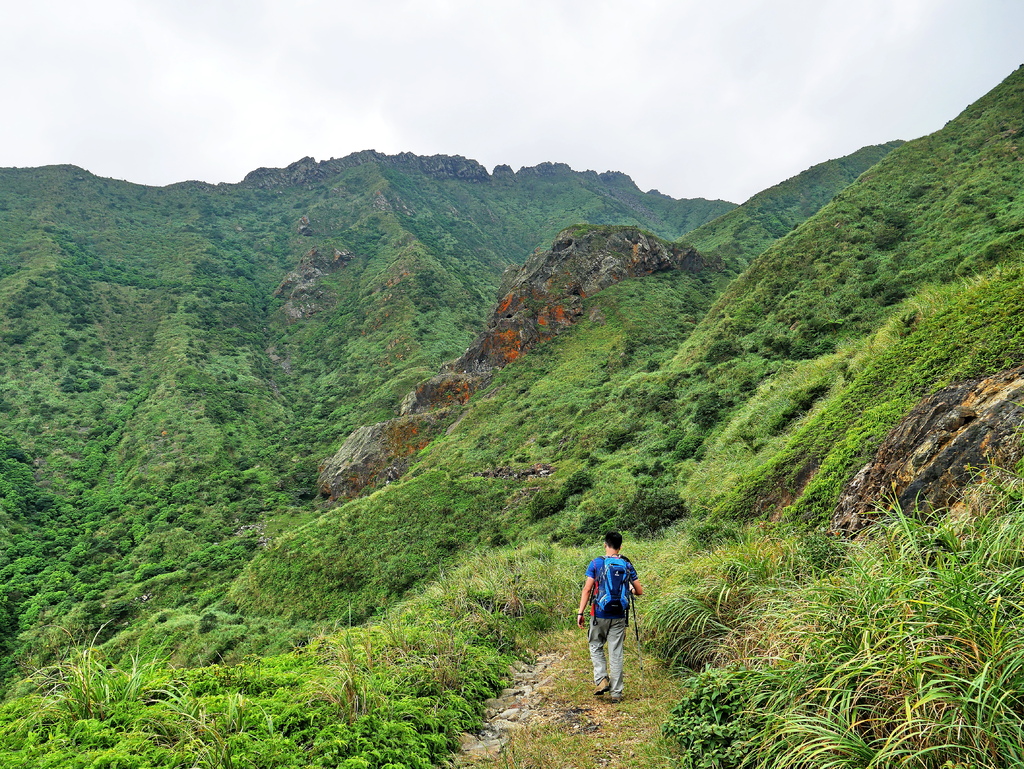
[400,373,488,415]
[317,412,449,501]
[318,226,720,500]
[445,227,717,374]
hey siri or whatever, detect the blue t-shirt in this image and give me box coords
[586,556,639,619]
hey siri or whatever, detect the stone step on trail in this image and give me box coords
[458,651,567,759]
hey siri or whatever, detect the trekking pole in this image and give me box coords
[632,596,645,694]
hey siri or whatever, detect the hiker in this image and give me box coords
[576,531,642,703]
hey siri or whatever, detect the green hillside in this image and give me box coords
[684,140,904,271]
[0,156,733,680]
[3,60,1023,767]
[0,136,897,677]
[238,64,1024,651]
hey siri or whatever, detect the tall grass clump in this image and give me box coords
[408,542,583,653]
[659,470,1024,768]
[13,644,170,729]
[744,502,1024,768]
[644,528,830,669]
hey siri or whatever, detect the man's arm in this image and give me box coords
[577,576,595,628]
[630,579,643,597]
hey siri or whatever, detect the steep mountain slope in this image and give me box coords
[670,63,1024,519]
[684,141,904,271]
[235,66,1024,629]
[256,155,735,444]
[0,154,732,676]
[234,227,727,620]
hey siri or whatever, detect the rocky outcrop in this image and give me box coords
[831,365,1024,534]
[317,413,448,502]
[473,464,555,480]
[399,372,486,416]
[274,246,355,320]
[317,226,719,499]
[446,227,716,375]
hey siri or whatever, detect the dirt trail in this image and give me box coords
[455,628,679,769]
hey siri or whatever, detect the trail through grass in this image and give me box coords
[455,625,680,769]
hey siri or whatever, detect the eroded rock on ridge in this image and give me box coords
[832,364,1024,534]
[317,226,719,501]
[316,413,447,502]
[446,227,711,376]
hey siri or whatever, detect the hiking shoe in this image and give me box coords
[609,694,623,703]
[594,677,610,695]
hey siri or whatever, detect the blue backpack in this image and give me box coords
[595,556,632,616]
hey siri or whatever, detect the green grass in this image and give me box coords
[653,469,1024,768]
[0,542,589,768]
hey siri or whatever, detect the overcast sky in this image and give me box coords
[1,0,1021,203]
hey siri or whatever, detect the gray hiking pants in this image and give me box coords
[588,617,627,696]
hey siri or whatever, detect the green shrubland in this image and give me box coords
[0,542,583,768]
[1,61,1023,768]
[656,472,1024,768]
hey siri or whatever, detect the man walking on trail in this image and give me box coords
[577,531,642,703]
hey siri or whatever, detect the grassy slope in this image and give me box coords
[0,157,730,678]
[684,140,904,272]
[671,63,1024,519]
[232,140,908,623]
[236,65,1024,631]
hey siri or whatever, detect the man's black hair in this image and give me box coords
[605,531,623,550]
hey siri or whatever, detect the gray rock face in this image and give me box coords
[832,365,1024,533]
[273,246,355,320]
[317,413,446,501]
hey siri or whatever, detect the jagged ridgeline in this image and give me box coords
[239,66,1024,624]
[0,152,739,675]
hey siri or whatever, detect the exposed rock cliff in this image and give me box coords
[273,246,355,320]
[242,151,491,189]
[239,150,672,197]
[831,365,1024,533]
[317,226,720,500]
[317,412,449,502]
[446,227,714,376]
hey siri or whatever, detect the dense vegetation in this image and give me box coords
[0,135,890,678]
[684,140,904,272]
[0,544,578,767]
[241,65,1024,622]
[0,156,733,678]
[1,59,1022,769]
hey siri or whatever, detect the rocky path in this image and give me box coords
[458,651,567,758]
[455,628,678,769]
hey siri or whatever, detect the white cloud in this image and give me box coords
[0,0,1021,201]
